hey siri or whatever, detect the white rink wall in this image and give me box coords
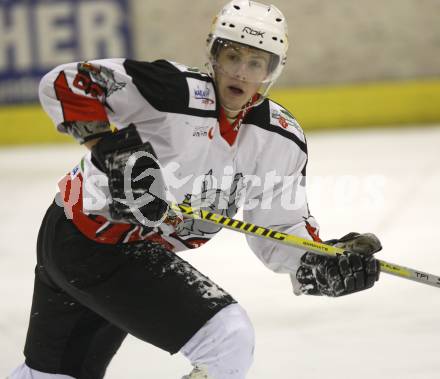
[1,125,439,378]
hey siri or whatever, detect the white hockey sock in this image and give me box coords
[8,363,75,379]
[180,303,255,379]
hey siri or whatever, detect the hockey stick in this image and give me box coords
[171,203,440,289]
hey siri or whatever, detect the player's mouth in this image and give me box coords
[227,85,245,96]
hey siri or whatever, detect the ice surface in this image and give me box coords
[1,125,439,378]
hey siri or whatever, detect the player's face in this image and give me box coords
[214,43,271,111]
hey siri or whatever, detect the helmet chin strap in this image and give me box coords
[221,95,264,115]
[222,103,247,115]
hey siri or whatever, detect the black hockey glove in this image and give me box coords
[296,232,382,297]
[92,124,169,226]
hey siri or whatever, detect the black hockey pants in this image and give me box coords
[24,201,235,379]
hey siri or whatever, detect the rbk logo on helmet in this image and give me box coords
[242,27,265,38]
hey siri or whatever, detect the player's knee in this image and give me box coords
[222,303,255,355]
[181,304,255,378]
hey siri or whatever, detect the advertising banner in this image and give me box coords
[0,0,132,105]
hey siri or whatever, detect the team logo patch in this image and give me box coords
[73,62,126,105]
[187,78,216,111]
[192,125,215,140]
[192,125,209,137]
[176,170,244,238]
[270,109,300,131]
[194,88,214,105]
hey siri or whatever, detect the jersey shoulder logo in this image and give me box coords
[269,103,298,129]
[73,62,126,101]
[186,77,216,111]
[269,101,303,134]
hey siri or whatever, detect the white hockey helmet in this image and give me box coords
[207,0,288,94]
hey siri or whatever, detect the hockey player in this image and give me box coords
[9,1,381,378]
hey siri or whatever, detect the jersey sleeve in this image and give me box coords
[38,58,167,142]
[242,118,320,289]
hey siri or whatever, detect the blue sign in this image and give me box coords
[0,0,133,105]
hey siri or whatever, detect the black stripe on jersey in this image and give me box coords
[123,59,218,118]
[244,100,308,154]
[301,157,308,177]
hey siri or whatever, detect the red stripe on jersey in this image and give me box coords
[219,107,240,146]
[58,173,132,244]
[57,173,177,250]
[54,71,109,123]
[305,220,321,242]
[218,94,260,146]
[169,232,210,250]
[143,232,175,251]
[184,238,211,249]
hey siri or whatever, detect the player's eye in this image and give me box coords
[248,60,263,69]
[226,52,241,63]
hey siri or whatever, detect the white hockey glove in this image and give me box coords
[296,233,382,297]
[92,124,169,226]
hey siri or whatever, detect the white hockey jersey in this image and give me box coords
[39,58,320,278]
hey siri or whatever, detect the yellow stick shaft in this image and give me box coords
[172,203,440,289]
